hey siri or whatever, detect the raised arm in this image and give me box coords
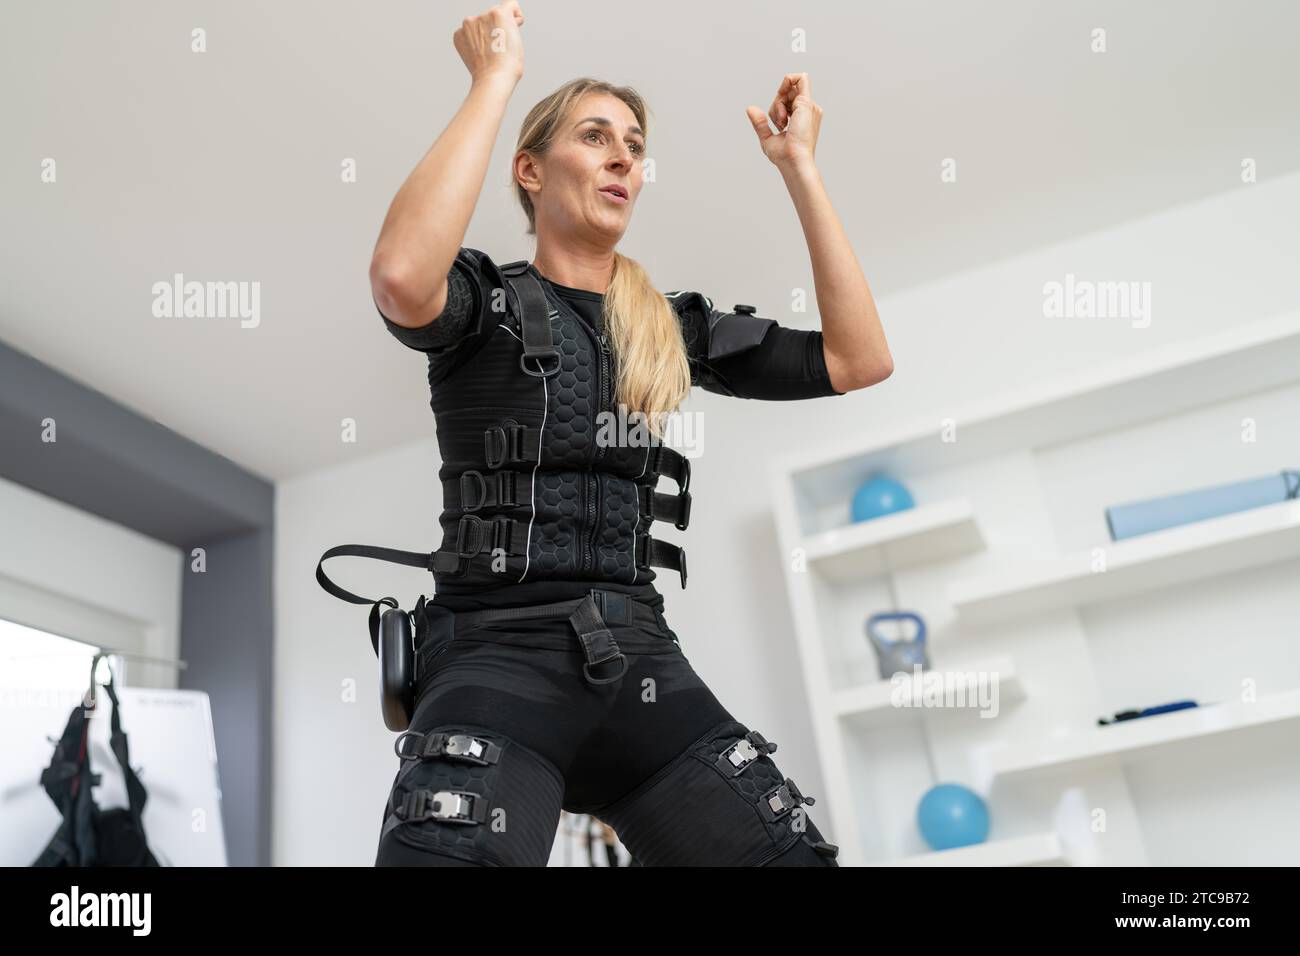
[369,1,525,330]
[745,73,892,392]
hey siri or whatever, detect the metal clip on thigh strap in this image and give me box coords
[501,261,561,377]
[568,593,628,686]
[393,731,502,766]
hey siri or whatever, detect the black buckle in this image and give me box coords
[497,471,518,507]
[484,422,521,469]
[588,589,632,627]
[679,548,687,589]
[454,515,484,557]
[460,470,487,512]
[489,514,511,554]
[520,349,562,377]
[675,490,692,531]
[583,652,628,685]
[762,778,814,818]
[679,455,692,495]
[716,731,777,776]
[459,471,516,512]
[397,789,480,825]
[393,731,500,765]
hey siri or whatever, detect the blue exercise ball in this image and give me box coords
[917,784,989,851]
[851,474,915,522]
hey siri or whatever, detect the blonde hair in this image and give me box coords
[513,77,691,439]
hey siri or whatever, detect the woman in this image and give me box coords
[363,1,890,866]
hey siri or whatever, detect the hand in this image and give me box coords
[454,0,525,84]
[746,73,822,170]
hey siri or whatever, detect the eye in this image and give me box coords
[585,128,645,155]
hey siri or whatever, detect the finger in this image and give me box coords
[768,90,788,131]
[782,73,811,117]
[746,105,774,143]
[774,73,808,127]
[786,72,810,101]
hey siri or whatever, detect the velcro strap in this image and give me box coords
[635,532,688,589]
[508,269,562,376]
[431,515,530,575]
[568,593,628,686]
[647,445,691,492]
[637,484,691,530]
[444,469,523,512]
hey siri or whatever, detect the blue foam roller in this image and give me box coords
[1106,470,1299,541]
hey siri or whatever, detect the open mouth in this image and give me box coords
[598,184,628,203]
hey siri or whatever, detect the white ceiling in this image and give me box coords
[3,0,1298,481]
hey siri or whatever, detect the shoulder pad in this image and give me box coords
[665,291,776,362]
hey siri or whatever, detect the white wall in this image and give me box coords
[0,474,182,687]
[273,170,1300,865]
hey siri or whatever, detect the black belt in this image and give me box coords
[421,589,665,686]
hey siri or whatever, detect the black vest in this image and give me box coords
[427,261,691,592]
[314,260,780,614]
[33,680,159,868]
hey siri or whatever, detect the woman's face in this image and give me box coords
[525,92,645,244]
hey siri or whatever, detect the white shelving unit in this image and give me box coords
[833,653,1025,730]
[868,832,1068,867]
[950,498,1300,626]
[769,310,1300,866]
[975,688,1300,787]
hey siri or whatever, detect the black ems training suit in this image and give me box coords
[365,249,845,866]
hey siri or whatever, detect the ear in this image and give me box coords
[513,149,542,193]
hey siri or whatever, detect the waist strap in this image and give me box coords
[431,517,687,587]
[451,588,659,632]
[443,470,690,531]
[444,590,651,686]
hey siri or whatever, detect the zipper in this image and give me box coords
[584,331,611,574]
[598,330,612,457]
[584,475,599,572]
[543,292,612,575]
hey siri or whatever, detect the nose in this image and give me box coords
[608,142,635,169]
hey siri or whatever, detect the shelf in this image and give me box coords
[949,498,1300,626]
[776,309,1300,508]
[801,498,985,582]
[980,688,1300,784]
[834,654,1024,728]
[869,832,1068,867]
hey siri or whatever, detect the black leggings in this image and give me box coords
[373,590,839,867]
